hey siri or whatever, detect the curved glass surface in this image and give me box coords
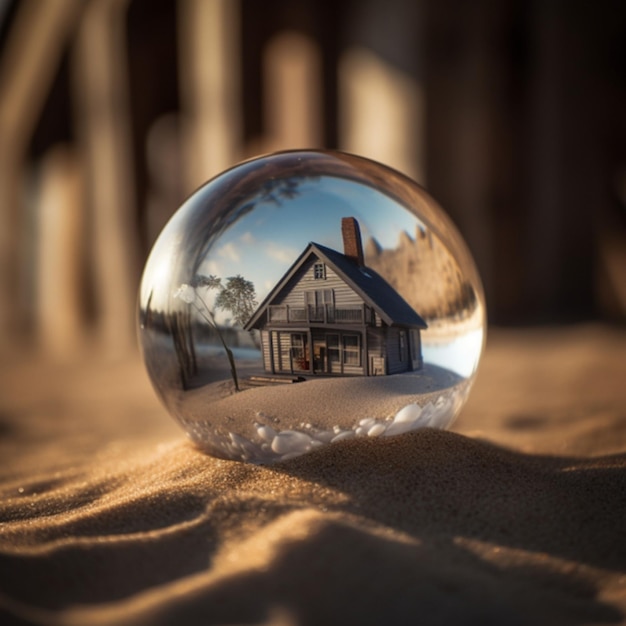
[138,150,486,463]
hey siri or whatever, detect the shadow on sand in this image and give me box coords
[0,431,623,625]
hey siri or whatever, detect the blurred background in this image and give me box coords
[0,0,625,361]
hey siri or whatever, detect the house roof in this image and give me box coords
[244,242,427,331]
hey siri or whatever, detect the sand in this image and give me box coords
[179,363,467,462]
[1,324,625,625]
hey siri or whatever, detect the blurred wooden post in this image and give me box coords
[260,31,322,152]
[35,146,85,357]
[524,2,597,321]
[72,0,139,354]
[178,0,242,192]
[424,1,503,317]
[339,48,424,182]
[338,0,425,183]
[0,0,80,350]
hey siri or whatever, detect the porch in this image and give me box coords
[266,329,367,377]
[268,304,372,325]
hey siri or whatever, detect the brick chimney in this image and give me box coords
[341,217,365,266]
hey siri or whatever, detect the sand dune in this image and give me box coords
[1,325,625,625]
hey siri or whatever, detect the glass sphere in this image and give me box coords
[138,150,485,463]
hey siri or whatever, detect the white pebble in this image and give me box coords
[271,430,313,454]
[224,442,238,456]
[425,406,445,427]
[279,451,304,461]
[367,423,387,437]
[312,430,335,443]
[359,417,376,428]
[393,403,422,424]
[384,420,415,437]
[419,402,436,423]
[355,427,366,437]
[229,432,248,448]
[331,431,354,443]
[256,424,277,442]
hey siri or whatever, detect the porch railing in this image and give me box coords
[268,304,370,324]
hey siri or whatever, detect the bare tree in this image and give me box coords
[214,275,257,327]
[175,274,257,392]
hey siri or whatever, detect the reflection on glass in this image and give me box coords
[138,150,486,463]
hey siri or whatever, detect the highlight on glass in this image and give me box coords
[138,150,486,463]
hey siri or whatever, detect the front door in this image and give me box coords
[312,334,340,374]
[290,333,309,371]
[326,334,342,374]
[313,336,327,373]
[311,333,362,374]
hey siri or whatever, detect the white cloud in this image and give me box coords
[265,244,299,264]
[217,242,240,262]
[206,260,221,275]
[240,231,255,244]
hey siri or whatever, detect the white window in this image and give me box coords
[305,289,334,306]
[291,333,307,369]
[327,334,340,363]
[313,263,325,279]
[343,334,361,366]
[399,330,407,361]
[305,290,334,322]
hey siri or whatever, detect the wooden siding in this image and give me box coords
[258,324,422,377]
[255,251,423,377]
[275,255,364,310]
[278,331,292,372]
[269,331,311,373]
[410,328,423,370]
[385,327,411,375]
[271,330,280,373]
[260,330,272,371]
[366,328,386,375]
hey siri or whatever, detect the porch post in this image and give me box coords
[268,330,275,374]
[363,325,368,376]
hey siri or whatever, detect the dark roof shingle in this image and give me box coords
[245,240,427,330]
[312,243,427,328]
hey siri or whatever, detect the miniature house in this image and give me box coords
[244,217,427,376]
